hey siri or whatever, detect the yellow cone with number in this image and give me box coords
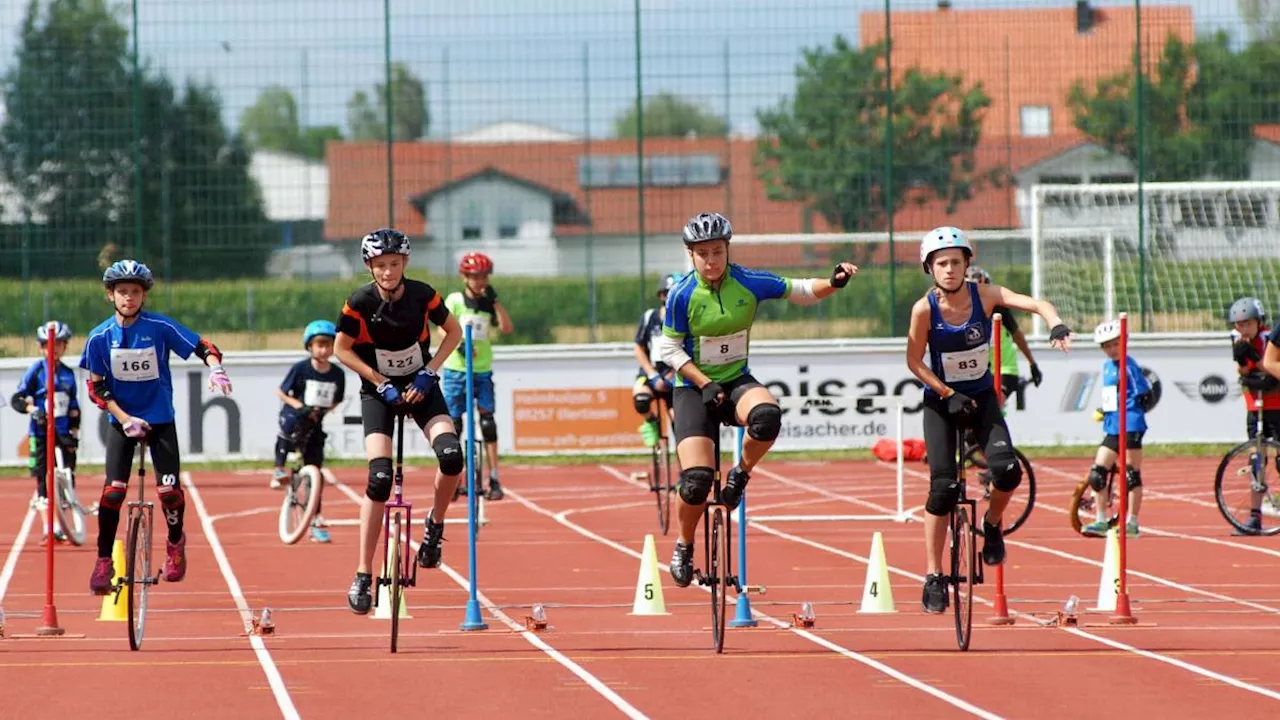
[630,534,670,615]
[858,531,896,613]
[1094,527,1121,612]
[97,539,128,622]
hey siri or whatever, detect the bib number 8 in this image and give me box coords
[720,343,729,354]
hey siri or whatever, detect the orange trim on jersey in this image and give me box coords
[341,302,372,344]
[419,290,442,342]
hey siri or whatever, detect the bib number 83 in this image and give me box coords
[956,358,980,370]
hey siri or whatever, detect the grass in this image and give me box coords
[0,442,1236,481]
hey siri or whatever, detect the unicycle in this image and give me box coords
[110,440,160,651]
[277,423,324,545]
[375,413,418,652]
[651,397,676,535]
[1069,465,1119,536]
[1215,397,1280,536]
[49,438,88,546]
[693,429,737,654]
[952,427,981,652]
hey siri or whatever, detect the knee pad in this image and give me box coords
[158,484,185,511]
[633,392,653,415]
[925,476,962,516]
[1088,464,1110,492]
[746,403,782,442]
[366,458,393,502]
[986,443,1022,492]
[1126,467,1142,491]
[433,433,464,476]
[479,412,498,443]
[100,480,128,511]
[678,466,715,506]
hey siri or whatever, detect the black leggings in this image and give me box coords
[98,422,183,558]
[922,390,1019,516]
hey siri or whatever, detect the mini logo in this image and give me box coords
[1176,374,1235,404]
[965,326,983,344]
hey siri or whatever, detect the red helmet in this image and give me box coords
[458,252,494,275]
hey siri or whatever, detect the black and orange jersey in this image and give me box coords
[1234,325,1280,410]
[338,280,452,392]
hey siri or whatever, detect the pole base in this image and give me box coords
[986,593,1015,626]
[729,594,758,628]
[34,626,65,637]
[35,605,63,636]
[459,599,488,632]
[1109,593,1138,625]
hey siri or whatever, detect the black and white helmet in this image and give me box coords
[360,228,411,264]
[1228,296,1266,323]
[683,212,732,245]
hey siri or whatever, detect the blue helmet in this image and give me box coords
[36,321,72,345]
[657,272,683,296]
[103,259,154,290]
[303,320,337,349]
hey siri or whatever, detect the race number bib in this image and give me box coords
[699,330,748,366]
[111,347,160,382]
[375,344,424,377]
[940,344,989,383]
[1101,385,1119,413]
[303,380,338,408]
[462,315,489,342]
[649,335,664,365]
[52,391,70,418]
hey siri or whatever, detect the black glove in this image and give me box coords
[1049,324,1072,343]
[701,381,725,410]
[1234,340,1260,365]
[475,285,498,316]
[830,263,853,289]
[1242,371,1279,392]
[1030,363,1043,387]
[31,408,47,426]
[58,434,79,450]
[944,390,976,417]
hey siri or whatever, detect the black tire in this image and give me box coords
[389,513,403,653]
[126,509,151,651]
[710,507,728,654]
[1215,439,1280,536]
[653,440,671,535]
[963,444,1036,536]
[951,502,975,652]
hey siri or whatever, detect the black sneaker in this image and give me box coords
[921,572,948,614]
[416,514,445,569]
[721,466,751,511]
[486,476,504,501]
[981,516,1006,566]
[670,541,694,588]
[347,572,373,615]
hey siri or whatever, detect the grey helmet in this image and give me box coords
[1228,296,1266,323]
[682,212,732,244]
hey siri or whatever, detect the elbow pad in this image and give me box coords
[788,278,820,306]
[9,392,29,415]
[88,378,114,410]
[195,338,224,366]
[657,334,692,371]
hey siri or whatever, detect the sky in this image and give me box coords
[0,0,1252,140]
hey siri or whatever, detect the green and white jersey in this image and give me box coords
[443,291,498,373]
[662,264,793,386]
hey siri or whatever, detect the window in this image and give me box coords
[576,154,723,188]
[1092,173,1134,184]
[1039,174,1081,185]
[497,204,520,239]
[461,200,483,240]
[1020,105,1052,138]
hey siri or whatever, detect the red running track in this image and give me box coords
[2,454,1280,719]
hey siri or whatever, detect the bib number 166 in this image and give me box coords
[121,359,152,373]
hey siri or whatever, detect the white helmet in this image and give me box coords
[1094,320,1122,344]
[920,226,973,274]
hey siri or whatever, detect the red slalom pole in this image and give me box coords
[36,324,64,637]
[1111,312,1137,624]
[987,313,1015,626]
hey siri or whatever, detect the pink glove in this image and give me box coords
[123,419,151,438]
[209,366,233,396]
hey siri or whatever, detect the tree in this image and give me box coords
[1240,0,1280,42]
[346,62,429,141]
[0,0,273,279]
[241,85,342,160]
[612,92,728,138]
[1068,32,1255,182]
[754,35,992,232]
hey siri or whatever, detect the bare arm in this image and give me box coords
[634,343,658,377]
[905,298,952,397]
[1263,343,1280,380]
[981,284,1071,350]
[334,332,387,388]
[493,301,514,335]
[432,314,463,373]
[276,387,304,410]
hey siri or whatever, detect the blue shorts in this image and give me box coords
[442,369,496,418]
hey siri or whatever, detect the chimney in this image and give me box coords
[1076,0,1094,34]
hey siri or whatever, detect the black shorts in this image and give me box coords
[276,428,327,467]
[672,374,763,444]
[28,433,78,497]
[1102,432,1145,452]
[922,389,1013,481]
[360,385,451,437]
[1000,374,1020,399]
[1246,409,1280,441]
[105,422,182,488]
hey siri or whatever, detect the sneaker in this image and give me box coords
[981,517,1006,566]
[415,514,445,569]
[270,468,287,490]
[1082,520,1110,537]
[721,466,751,511]
[90,557,115,595]
[309,520,331,544]
[1244,511,1263,535]
[486,476,504,501]
[639,419,660,448]
[1126,520,1140,538]
[163,533,187,582]
[921,573,948,614]
[347,572,373,615]
[670,541,694,588]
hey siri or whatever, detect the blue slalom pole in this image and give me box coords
[730,425,757,628]
[460,324,487,631]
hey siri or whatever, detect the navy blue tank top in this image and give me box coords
[925,282,993,398]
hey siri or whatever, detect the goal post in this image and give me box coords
[1030,181,1280,335]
